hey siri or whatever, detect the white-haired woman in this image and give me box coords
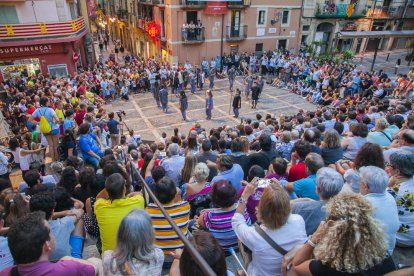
[103,209,164,275]
[289,193,396,275]
[367,118,392,147]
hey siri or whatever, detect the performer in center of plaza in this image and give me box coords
[205,90,214,120]
[160,84,169,113]
[209,67,216,89]
[228,65,236,92]
[179,90,188,121]
[232,88,242,118]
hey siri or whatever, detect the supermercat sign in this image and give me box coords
[0,45,53,55]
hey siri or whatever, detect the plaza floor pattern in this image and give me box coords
[105,77,315,141]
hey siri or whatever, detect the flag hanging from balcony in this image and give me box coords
[147,21,160,42]
[205,2,227,15]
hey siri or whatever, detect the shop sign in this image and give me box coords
[0,45,54,58]
[73,52,79,63]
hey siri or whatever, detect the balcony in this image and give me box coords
[0,17,86,41]
[227,0,251,9]
[366,6,404,19]
[226,25,247,41]
[180,0,206,9]
[181,27,205,44]
[315,3,365,19]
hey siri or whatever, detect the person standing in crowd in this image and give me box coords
[205,90,214,120]
[107,112,120,147]
[232,88,242,118]
[31,97,60,161]
[179,90,188,121]
[228,65,236,92]
[160,84,169,113]
[209,67,215,89]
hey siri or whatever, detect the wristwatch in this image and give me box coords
[238,197,247,204]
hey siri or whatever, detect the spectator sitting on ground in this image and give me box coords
[94,173,145,253]
[102,209,164,275]
[248,133,279,171]
[285,153,324,200]
[0,212,101,275]
[359,166,399,255]
[29,191,85,260]
[146,176,190,265]
[209,154,244,191]
[288,140,311,182]
[161,143,185,186]
[386,152,414,247]
[291,167,343,235]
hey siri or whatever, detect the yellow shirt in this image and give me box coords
[85,91,95,104]
[55,109,64,122]
[71,96,79,106]
[94,195,145,252]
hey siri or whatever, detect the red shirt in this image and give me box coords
[75,110,86,126]
[138,159,160,169]
[288,162,308,182]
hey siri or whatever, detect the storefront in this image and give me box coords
[0,17,88,81]
[0,37,86,81]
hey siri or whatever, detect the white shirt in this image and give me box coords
[0,152,8,175]
[232,213,307,276]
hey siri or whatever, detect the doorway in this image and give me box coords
[255,43,263,57]
[186,11,197,24]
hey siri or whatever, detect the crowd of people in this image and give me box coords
[0,46,413,276]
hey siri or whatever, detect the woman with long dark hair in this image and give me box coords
[61,129,78,160]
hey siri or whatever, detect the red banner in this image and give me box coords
[205,2,227,14]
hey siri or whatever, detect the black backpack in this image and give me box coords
[188,193,212,219]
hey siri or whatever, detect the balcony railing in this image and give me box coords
[180,0,206,9]
[226,25,247,41]
[0,17,86,41]
[227,0,251,8]
[366,6,404,19]
[181,26,205,44]
[315,3,365,19]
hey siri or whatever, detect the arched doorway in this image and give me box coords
[316,22,334,53]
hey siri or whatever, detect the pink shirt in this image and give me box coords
[1,260,95,276]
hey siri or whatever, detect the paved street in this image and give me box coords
[105,78,315,141]
[356,49,412,77]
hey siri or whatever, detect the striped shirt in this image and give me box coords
[146,201,190,255]
[203,206,250,255]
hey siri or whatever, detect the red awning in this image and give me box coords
[205,2,228,15]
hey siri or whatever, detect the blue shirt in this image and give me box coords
[107,119,119,135]
[293,174,319,200]
[79,133,101,158]
[211,163,244,191]
[63,119,74,132]
[365,193,399,254]
[161,155,185,186]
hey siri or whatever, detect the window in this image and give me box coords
[161,10,166,38]
[278,39,287,50]
[258,10,266,25]
[302,25,310,31]
[282,10,289,25]
[0,6,19,24]
[48,64,68,78]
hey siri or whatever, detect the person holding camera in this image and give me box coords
[107,112,120,147]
